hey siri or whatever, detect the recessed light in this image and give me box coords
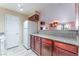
[17,3,23,11]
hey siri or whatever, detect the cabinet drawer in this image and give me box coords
[42,38,52,44]
[54,41,77,54]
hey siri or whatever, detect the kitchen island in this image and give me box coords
[30,33,78,56]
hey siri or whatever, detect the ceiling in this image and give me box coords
[0,3,52,16]
[0,3,75,23]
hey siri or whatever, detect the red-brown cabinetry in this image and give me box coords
[30,35,35,51]
[41,38,54,56]
[30,35,78,56]
[34,36,41,55]
[53,41,78,56]
[28,14,39,22]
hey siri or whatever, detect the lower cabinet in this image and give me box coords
[53,46,77,56]
[34,36,41,55]
[41,44,52,56]
[30,35,35,51]
[53,41,78,56]
[30,35,41,55]
[41,38,54,56]
[30,35,78,56]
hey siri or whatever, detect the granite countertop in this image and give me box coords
[31,34,79,47]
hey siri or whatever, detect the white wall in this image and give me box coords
[0,13,5,32]
[0,7,27,45]
[40,3,75,23]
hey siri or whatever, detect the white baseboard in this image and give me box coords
[7,45,19,50]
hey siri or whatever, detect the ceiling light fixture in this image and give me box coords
[17,3,23,11]
[17,4,21,7]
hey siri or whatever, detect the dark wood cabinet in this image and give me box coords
[53,41,78,56]
[30,35,35,51]
[30,35,78,56]
[28,14,39,22]
[34,36,41,55]
[53,46,77,56]
[41,38,54,56]
[30,35,41,55]
[30,35,54,56]
[41,43,52,56]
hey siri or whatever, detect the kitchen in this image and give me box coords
[0,3,79,56]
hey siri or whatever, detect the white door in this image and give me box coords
[5,14,19,49]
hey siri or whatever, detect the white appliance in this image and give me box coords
[23,20,37,49]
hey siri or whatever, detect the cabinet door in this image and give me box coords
[53,41,78,56]
[53,47,77,56]
[34,36,41,55]
[41,43,53,56]
[30,35,35,50]
[41,38,53,56]
[54,41,77,54]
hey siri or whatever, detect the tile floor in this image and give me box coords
[6,45,37,56]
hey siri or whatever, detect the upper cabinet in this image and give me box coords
[28,14,39,22]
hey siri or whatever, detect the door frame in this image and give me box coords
[4,14,20,49]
